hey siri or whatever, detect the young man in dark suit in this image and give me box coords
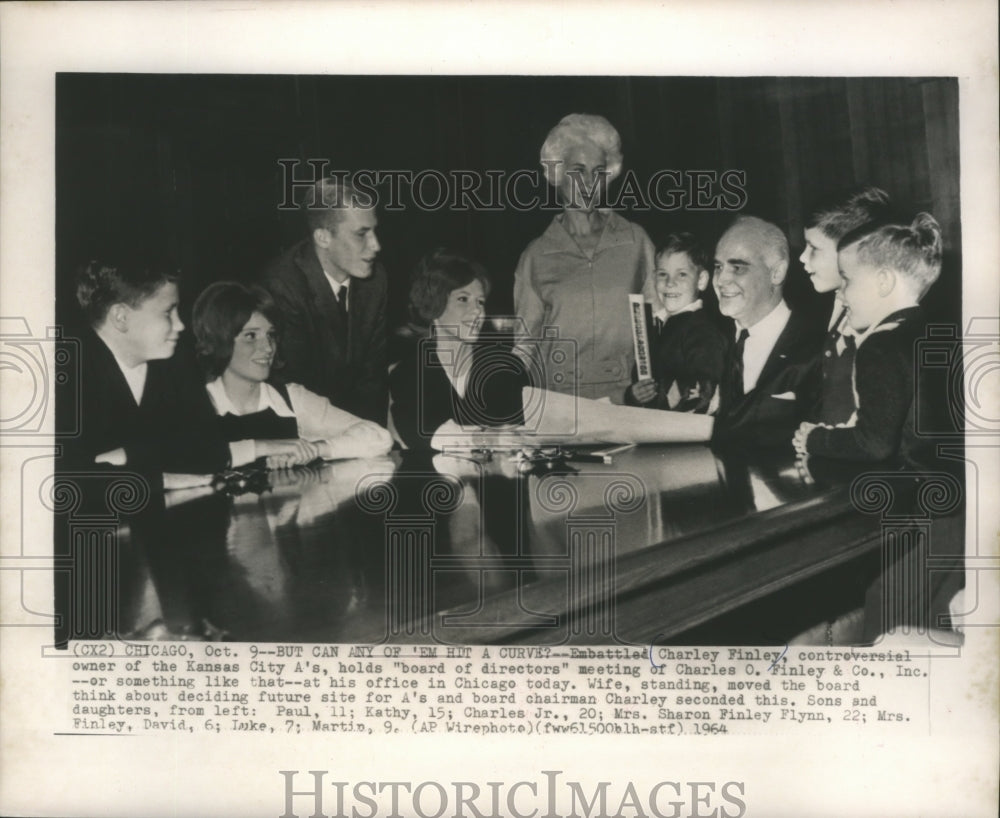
[260,177,389,425]
[710,216,824,449]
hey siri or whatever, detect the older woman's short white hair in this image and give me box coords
[539,113,624,187]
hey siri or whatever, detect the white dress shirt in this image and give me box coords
[827,296,860,356]
[738,299,791,393]
[827,293,845,331]
[323,271,349,310]
[110,351,148,405]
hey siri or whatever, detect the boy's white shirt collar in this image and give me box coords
[664,298,703,319]
[109,348,148,404]
[852,323,880,348]
[94,329,148,403]
[852,304,917,348]
[205,377,296,418]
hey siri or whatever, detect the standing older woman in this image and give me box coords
[390,249,526,449]
[513,113,662,402]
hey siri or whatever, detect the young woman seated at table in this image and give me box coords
[67,260,231,475]
[192,281,393,469]
[390,249,527,450]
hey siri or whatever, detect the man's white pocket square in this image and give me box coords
[770,391,796,400]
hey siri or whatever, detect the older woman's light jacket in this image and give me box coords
[513,210,658,402]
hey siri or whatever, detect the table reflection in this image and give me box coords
[88,444,864,645]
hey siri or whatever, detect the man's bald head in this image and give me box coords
[713,216,789,328]
[726,216,789,276]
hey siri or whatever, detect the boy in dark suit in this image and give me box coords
[66,260,231,475]
[793,214,963,641]
[793,214,943,466]
[799,187,894,425]
[625,233,726,413]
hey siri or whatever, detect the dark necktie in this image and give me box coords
[334,286,348,325]
[731,328,749,399]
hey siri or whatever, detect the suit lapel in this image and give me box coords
[87,328,142,409]
[427,347,461,401]
[295,243,349,355]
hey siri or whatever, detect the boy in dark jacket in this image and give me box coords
[625,233,726,413]
[793,213,943,466]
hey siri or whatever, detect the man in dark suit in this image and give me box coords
[260,177,388,425]
[711,215,823,449]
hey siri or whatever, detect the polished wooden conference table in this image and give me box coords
[58,443,891,646]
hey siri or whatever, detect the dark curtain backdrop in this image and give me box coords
[56,75,960,331]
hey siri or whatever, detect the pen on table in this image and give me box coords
[591,443,637,458]
[567,453,610,464]
[568,444,636,464]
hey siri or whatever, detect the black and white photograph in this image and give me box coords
[1,2,997,817]
[49,71,966,648]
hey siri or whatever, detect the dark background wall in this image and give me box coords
[56,75,960,330]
